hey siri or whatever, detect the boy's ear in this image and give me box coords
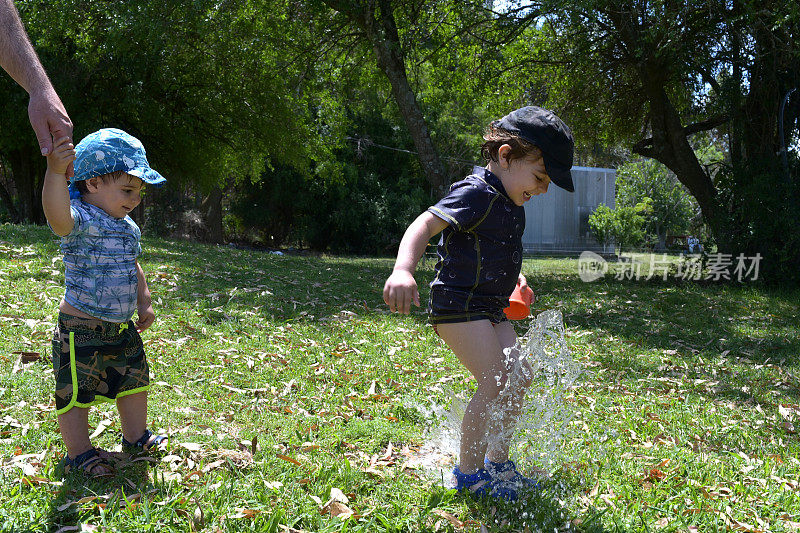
[84,177,101,192]
[497,144,513,168]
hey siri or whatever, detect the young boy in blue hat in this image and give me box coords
[42,128,168,476]
[383,106,575,500]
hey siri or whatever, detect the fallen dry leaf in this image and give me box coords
[230,508,262,519]
[329,487,349,504]
[362,466,384,478]
[654,517,670,528]
[276,454,302,466]
[780,515,800,530]
[21,476,58,487]
[13,351,41,363]
[89,420,112,439]
[431,509,463,529]
[726,518,764,533]
[779,405,800,420]
[320,501,353,519]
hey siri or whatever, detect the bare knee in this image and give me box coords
[475,369,508,399]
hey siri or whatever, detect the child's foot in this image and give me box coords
[453,466,517,501]
[484,458,540,498]
[453,466,492,496]
[121,429,169,454]
[63,448,115,478]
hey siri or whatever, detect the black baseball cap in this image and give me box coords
[493,106,575,192]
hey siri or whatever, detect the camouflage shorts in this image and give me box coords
[52,313,149,415]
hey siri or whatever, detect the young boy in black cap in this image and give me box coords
[383,106,574,500]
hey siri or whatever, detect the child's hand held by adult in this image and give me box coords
[46,136,75,175]
[383,269,420,314]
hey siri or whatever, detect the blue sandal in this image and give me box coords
[484,459,540,500]
[453,466,517,501]
[63,448,115,478]
[121,429,169,454]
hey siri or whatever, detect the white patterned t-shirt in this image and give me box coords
[58,199,142,322]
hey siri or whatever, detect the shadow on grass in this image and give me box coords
[420,471,620,533]
[143,239,800,354]
[536,275,799,359]
[45,458,154,532]
[128,236,800,420]
[10,224,795,362]
[5,226,799,434]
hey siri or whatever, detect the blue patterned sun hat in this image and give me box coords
[69,128,166,199]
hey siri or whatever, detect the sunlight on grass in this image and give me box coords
[1,224,799,532]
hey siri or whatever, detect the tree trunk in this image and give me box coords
[633,79,725,244]
[738,17,798,167]
[0,160,21,223]
[6,148,45,224]
[323,0,450,197]
[201,186,224,244]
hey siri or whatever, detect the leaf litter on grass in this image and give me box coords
[4,227,800,531]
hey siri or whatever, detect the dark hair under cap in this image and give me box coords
[492,106,575,192]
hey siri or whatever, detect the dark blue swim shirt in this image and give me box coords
[427,166,525,324]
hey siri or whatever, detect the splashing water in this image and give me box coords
[403,397,463,479]
[412,310,585,484]
[487,309,584,474]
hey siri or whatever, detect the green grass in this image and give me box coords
[1,223,799,532]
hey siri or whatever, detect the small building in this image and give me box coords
[522,166,615,255]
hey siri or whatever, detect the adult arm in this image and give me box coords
[383,211,448,314]
[0,0,73,162]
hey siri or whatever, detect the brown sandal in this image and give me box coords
[63,448,115,477]
[122,429,169,454]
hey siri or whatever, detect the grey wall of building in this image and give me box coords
[522,166,616,255]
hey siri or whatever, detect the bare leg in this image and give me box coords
[58,406,93,458]
[485,320,533,463]
[116,391,147,444]
[58,407,113,474]
[436,320,510,474]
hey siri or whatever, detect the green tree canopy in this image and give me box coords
[1,0,316,222]
[616,158,697,247]
[528,0,800,281]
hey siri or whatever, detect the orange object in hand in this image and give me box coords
[503,282,535,320]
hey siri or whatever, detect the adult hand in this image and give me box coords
[28,87,73,176]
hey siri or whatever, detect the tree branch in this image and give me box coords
[683,114,730,135]
[634,114,730,157]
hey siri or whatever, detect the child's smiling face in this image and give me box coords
[83,173,144,218]
[491,145,551,206]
